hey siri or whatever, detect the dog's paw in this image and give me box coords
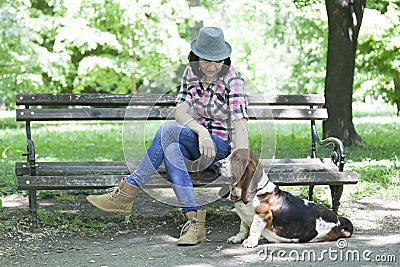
[241,237,259,248]
[227,235,244,244]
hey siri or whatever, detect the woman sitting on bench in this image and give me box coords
[86,27,249,246]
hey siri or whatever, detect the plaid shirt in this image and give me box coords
[176,65,248,147]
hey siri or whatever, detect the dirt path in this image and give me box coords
[1,191,399,267]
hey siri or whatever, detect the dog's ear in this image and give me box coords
[241,153,263,204]
[218,184,230,198]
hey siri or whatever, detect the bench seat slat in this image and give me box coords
[16,159,358,190]
[16,159,340,176]
[16,107,328,121]
[16,175,229,189]
[15,158,326,168]
[15,158,334,168]
[16,171,358,190]
[16,93,325,107]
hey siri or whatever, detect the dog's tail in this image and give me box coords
[339,216,354,237]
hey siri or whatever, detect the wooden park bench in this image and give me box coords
[15,93,358,226]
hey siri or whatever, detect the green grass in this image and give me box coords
[1,102,399,204]
[36,209,109,229]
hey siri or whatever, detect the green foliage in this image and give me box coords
[349,159,399,200]
[37,209,50,224]
[0,0,193,105]
[1,0,399,113]
[355,1,400,113]
[366,0,400,13]
[201,0,330,94]
[36,191,79,202]
[0,119,24,194]
[37,209,107,229]
[203,0,299,92]
[292,0,324,9]
[0,1,36,105]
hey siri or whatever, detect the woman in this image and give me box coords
[86,27,249,245]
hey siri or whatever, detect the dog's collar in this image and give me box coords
[257,180,270,191]
[230,194,242,202]
[257,172,270,191]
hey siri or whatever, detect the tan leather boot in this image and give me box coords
[177,210,206,245]
[86,179,139,215]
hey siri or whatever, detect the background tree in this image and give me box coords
[190,0,203,39]
[323,0,365,145]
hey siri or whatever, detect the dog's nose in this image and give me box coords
[213,161,222,174]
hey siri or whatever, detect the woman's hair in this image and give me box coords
[188,51,231,79]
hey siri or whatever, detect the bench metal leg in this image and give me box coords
[28,189,38,228]
[308,185,314,201]
[329,185,343,214]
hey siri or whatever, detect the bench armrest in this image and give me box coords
[311,124,345,171]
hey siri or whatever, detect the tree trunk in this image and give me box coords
[323,0,365,146]
[190,0,203,40]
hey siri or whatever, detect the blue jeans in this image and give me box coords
[124,121,231,214]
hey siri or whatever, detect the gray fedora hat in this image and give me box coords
[191,27,232,61]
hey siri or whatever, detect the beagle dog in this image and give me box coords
[215,148,353,248]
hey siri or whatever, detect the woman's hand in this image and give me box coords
[175,102,216,162]
[198,130,216,159]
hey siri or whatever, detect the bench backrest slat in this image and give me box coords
[16,93,325,107]
[16,107,328,121]
[16,94,176,106]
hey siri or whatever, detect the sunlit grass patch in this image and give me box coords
[347,159,400,200]
[30,122,125,161]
